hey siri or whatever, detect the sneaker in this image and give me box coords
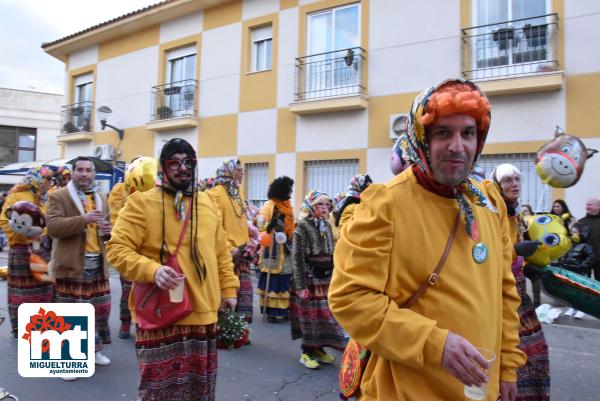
[95,351,111,366]
[62,376,78,381]
[312,349,335,364]
[564,308,576,317]
[299,353,320,369]
[574,310,585,319]
[118,323,131,339]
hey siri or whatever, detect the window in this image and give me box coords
[304,159,359,198]
[476,153,551,212]
[0,126,36,166]
[63,72,94,133]
[73,73,93,104]
[161,46,197,118]
[470,0,553,79]
[251,25,273,72]
[245,162,269,209]
[304,3,361,99]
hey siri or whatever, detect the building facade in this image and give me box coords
[0,88,63,189]
[42,0,600,217]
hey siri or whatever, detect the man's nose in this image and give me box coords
[447,132,465,153]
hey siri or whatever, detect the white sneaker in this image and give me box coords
[564,308,576,317]
[574,311,585,319]
[95,351,111,366]
[62,376,78,381]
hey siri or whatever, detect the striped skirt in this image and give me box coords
[120,276,132,323]
[7,244,54,336]
[515,272,550,401]
[236,270,254,323]
[55,254,111,350]
[290,272,346,351]
[257,272,291,317]
[136,324,218,401]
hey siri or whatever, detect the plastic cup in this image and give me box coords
[464,348,496,400]
[169,275,185,303]
[32,240,41,251]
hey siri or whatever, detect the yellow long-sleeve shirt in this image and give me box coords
[330,167,526,401]
[108,182,127,227]
[106,187,239,326]
[207,184,249,248]
[338,202,357,231]
[0,190,38,246]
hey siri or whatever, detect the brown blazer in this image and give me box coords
[46,183,109,279]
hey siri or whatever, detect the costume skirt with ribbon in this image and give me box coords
[136,324,218,401]
[514,268,550,401]
[7,244,53,335]
[55,254,111,350]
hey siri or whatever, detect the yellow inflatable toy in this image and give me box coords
[125,157,157,194]
[524,213,572,266]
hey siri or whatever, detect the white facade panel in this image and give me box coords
[153,128,198,160]
[486,91,565,143]
[63,141,94,159]
[367,147,394,185]
[200,23,242,80]
[68,46,99,70]
[368,38,461,96]
[237,109,277,155]
[296,110,368,152]
[278,7,299,66]
[565,137,600,219]
[369,0,459,51]
[36,128,60,161]
[275,152,296,180]
[564,13,600,75]
[242,0,279,21]
[198,75,240,117]
[299,0,319,5]
[159,12,203,43]
[197,155,235,179]
[95,46,158,129]
[564,0,600,18]
[277,64,295,107]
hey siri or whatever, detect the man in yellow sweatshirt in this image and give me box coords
[330,79,526,401]
[106,138,238,401]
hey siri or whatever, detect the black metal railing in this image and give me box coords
[462,14,559,80]
[60,101,93,134]
[294,47,366,102]
[150,79,198,121]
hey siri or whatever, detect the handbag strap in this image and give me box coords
[398,210,461,309]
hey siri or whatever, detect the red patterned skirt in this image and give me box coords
[7,244,54,336]
[136,324,218,401]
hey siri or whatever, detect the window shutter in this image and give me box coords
[304,159,359,198]
[246,162,269,209]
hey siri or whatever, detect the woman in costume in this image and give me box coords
[491,163,550,401]
[0,166,54,338]
[256,176,295,322]
[332,174,372,231]
[208,159,254,324]
[290,190,346,369]
[551,198,575,233]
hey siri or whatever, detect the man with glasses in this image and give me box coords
[107,138,239,401]
[47,156,113,379]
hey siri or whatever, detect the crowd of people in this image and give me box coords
[0,77,599,401]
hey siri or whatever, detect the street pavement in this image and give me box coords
[0,250,599,401]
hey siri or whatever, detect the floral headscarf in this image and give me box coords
[301,190,333,237]
[214,159,243,199]
[332,174,372,226]
[10,166,53,204]
[405,78,497,241]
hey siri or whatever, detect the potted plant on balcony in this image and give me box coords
[523,23,547,47]
[156,106,173,119]
[62,122,80,134]
[492,27,515,51]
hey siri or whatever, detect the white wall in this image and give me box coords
[296,110,368,151]
[565,137,600,219]
[237,109,277,155]
[160,12,203,43]
[36,128,60,160]
[68,46,99,70]
[199,75,241,117]
[564,11,600,75]
[95,46,159,129]
[64,141,94,159]
[197,155,235,179]
[486,90,566,143]
[275,151,297,208]
[153,128,198,159]
[242,0,279,20]
[200,23,242,80]
[367,147,394,185]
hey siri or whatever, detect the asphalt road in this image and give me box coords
[0,253,599,401]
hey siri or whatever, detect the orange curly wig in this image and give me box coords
[418,82,491,149]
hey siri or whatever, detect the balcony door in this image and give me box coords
[72,73,93,131]
[472,0,549,78]
[305,4,360,99]
[165,46,196,117]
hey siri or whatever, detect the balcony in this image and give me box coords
[462,14,563,95]
[290,47,368,115]
[59,101,93,139]
[146,79,199,132]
